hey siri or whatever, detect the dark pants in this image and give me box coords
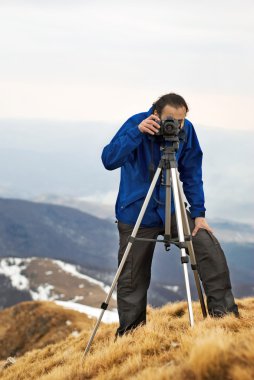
[115,210,239,337]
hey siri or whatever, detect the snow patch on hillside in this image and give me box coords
[55,300,118,324]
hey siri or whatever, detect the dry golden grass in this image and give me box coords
[0,297,254,380]
[0,300,93,359]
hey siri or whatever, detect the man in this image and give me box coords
[101,93,239,338]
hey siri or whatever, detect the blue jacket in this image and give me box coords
[101,106,206,227]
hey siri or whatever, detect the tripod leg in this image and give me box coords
[170,167,194,327]
[82,166,162,359]
[176,172,207,318]
[164,168,172,250]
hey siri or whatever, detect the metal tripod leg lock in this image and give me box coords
[82,139,207,359]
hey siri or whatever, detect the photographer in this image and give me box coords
[101,93,239,338]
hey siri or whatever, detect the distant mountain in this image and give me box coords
[0,197,118,271]
[0,257,117,312]
[0,198,253,310]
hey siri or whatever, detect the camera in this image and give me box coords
[154,116,181,137]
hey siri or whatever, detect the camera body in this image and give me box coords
[155,116,181,137]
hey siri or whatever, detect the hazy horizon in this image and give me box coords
[0,118,253,226]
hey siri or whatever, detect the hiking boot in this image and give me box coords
[209,304,240,318]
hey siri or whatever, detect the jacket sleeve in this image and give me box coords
[101,116,144,170]
[178,122,206,219]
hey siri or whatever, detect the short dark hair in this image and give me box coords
[151,93,189,116]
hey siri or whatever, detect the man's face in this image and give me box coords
[154,104,187,128]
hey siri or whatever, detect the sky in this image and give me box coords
[0,0,254,131]
[0,0,253,225]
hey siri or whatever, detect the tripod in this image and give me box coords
[82,134,207,359]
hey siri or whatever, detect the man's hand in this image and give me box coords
[192,217,214,236]
[138,115,161,135]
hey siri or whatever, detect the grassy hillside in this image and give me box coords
[0,298,254,379]
[0,301,93,360]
